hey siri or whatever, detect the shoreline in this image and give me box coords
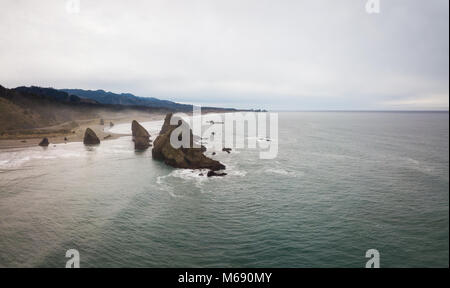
[0,110,231,150]
[0,113,166,150]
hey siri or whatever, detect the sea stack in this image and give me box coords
[222,148,232,154]
[83,128,100,145]
[38,137,49,147]
[152,113,226,171]
[159,113,174,135]
[131,120,151,150]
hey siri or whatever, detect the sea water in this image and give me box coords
[0,112,448,267]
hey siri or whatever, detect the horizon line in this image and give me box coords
[266,110,449,113]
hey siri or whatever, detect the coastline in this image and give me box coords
[0,110,233,150]
[0,113,166,150]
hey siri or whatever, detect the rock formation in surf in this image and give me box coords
[131,120,151,150]
[207,170,227,177]
[159,113,174,135]
[83,128,100,145]
[222,148,232,154]
[152,113,225,171]
[38,137,49,147]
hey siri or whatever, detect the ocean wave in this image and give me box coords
[264,168,300,177]
[0,149,82,170]
[221,163,247,177]
[0,156,31,169]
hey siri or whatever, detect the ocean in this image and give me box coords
[0,112,448,267]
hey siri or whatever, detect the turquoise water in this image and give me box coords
[0,112,448,267]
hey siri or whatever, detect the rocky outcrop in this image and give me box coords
[38,137,49,147]
[132,120,150,138]
[207,170,227,177]
[132,120,151,150]
[83,128,100,145]
[222,148,232,154]
[134,136,151,150]
[159,113,174,135]
[152,113,226,171]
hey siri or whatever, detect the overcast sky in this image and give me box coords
[0,0,448,110]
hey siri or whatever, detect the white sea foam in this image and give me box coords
[0,146,84,170]
[265,168,300,177]
[169,169,210,185]
[156,175,166,185]
[156,163,246,197]
[227,169,247,177]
